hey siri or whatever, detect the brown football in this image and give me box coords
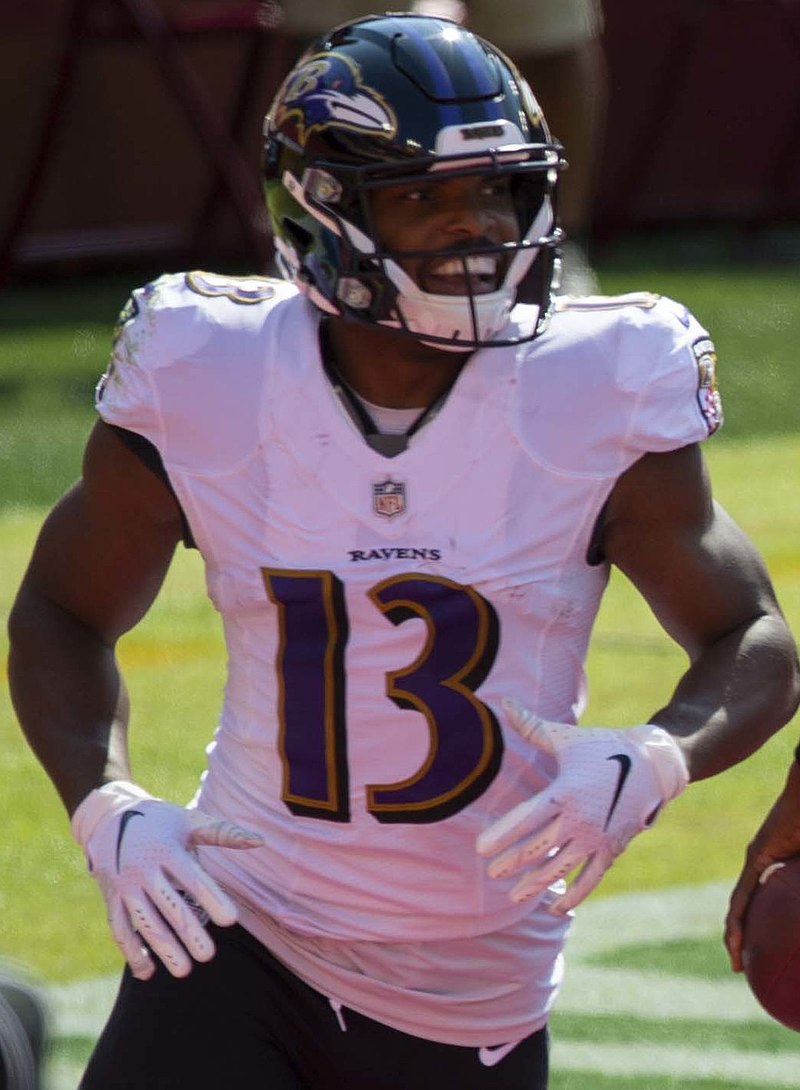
[743,858,800,1031]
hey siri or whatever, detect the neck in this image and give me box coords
[323,316,470,409]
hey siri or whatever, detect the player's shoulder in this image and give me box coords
[111,270,300,370]
[551,290,702,340]
[519,290,713,390]
[98,272,308,467]
[508,290,721,471]
[136,269,296,314]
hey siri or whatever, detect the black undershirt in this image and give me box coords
[106,423,196,548]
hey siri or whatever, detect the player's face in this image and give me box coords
[370,173,519,295]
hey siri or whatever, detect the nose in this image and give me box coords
[445,190,492,238]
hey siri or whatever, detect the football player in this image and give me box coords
[8,14,799,1090]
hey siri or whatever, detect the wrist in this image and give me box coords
[70,780,155,847]
[629,724,690,802]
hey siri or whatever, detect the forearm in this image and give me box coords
[8,585,133,817]
[650,613,800,782]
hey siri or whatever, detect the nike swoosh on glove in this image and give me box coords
[71,781,263,980]
[476,699,689,914]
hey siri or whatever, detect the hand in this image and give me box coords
[725,762,800,971]
[476,699,689,913]
[71,781,263,980]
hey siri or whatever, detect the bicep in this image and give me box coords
[15,421,183,644]
[602,444,781,659]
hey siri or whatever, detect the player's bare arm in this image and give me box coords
[603,441,800,780]
[9,421,263,980]
[478,441,799,915]
[8,420,182,816]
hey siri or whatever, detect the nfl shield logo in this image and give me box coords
[372,478,406,519]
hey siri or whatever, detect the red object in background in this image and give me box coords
[595,0,800,238]
[1,0,800,280]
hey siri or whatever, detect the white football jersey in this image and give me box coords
[96,271,720,1043]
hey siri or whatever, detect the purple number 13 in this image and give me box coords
[262,570,503,824]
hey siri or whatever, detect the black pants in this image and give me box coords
[81,923,549,1090]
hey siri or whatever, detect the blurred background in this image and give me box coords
[2,0,800,285]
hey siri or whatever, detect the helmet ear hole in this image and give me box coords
[284,219,313,251]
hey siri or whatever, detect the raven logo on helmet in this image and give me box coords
[275,54,398,147]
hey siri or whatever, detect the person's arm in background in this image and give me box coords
[725,758,800,970]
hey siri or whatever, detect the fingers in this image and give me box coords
[491,839,614,914]
[724,862,773,972]
[85,797,262,980]
[167,854,240,927]
[106,895,156,981]
[478,808,562,878]
[724,881,753,972]
[109,847,241,978]
[502,698,580,754]
[117,864,226,979]
[182,813,262,926]
[723,907,745,974]
[502,699,548,745]
[506,841,583,905]
[124,889,195,977]
[187,811,264,850]
[476,796,586,909]
[549,851,612,914]
[148,865,224,959]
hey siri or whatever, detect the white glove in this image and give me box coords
[71,781,263,980]
[476,699,689,914]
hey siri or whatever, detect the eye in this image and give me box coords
[375,183,434,207]
[481,177,512,199]
[401,186,434,203]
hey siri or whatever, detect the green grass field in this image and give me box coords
[1,258,799,1087]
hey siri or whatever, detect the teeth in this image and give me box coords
[434,256,497,276]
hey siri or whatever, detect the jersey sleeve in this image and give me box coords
[514,293,723,478]
[95,271,294,471]
[96,280,163,442]
[619,293,722,453]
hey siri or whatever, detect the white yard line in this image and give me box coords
[557,880,772,1023]
[46,975,118,1037]
[551,1040,800,1087]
